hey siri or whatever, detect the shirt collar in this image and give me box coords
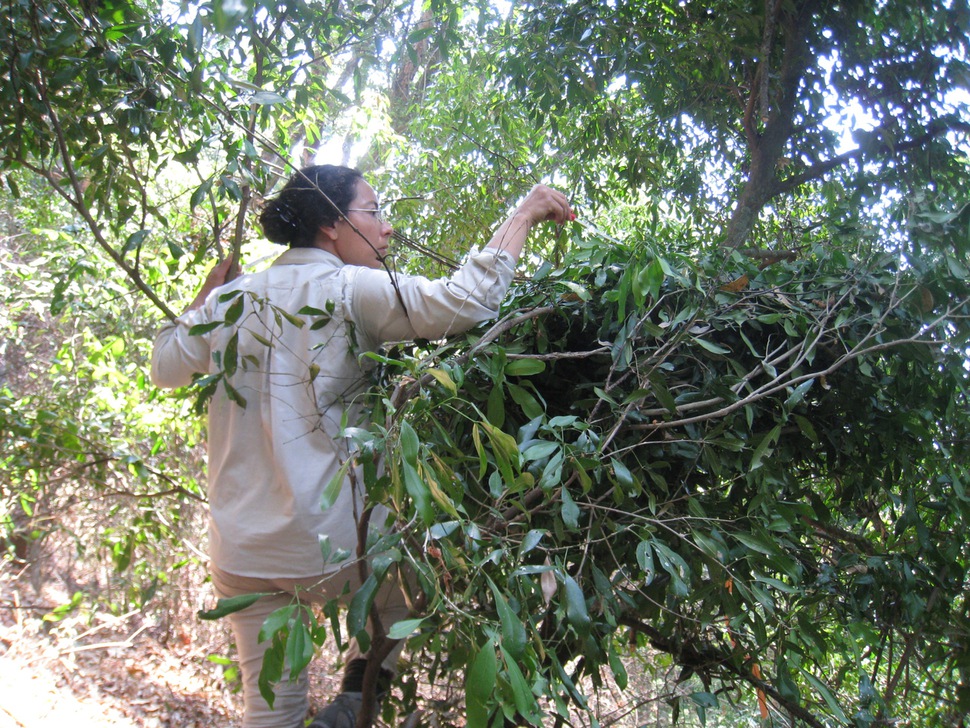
[272,247,343,267]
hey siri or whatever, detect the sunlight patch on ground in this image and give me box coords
[0,655,136,727]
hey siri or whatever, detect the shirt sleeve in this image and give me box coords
[150,309,213,389]
[347,248,517,345]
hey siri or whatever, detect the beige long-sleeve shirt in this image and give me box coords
[151,246,515,578]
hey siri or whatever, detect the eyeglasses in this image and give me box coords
[346,207,387,223]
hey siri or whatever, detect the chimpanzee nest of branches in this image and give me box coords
[356,230,969,725]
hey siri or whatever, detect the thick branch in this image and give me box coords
[744,0,786,144]
[723,0,820,252]
[775,118,970,195]
[29,80,178,321]
[618,616,828,728]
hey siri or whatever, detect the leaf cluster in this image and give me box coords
[366,222,970,724]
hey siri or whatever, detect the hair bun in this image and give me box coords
[259,165,364,248]
[260,200,300,246]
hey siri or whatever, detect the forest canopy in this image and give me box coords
[1,0,969,726]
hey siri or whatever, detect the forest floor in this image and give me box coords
[0,566,344,728]
[0,576,238,727]
[0,561,647,728]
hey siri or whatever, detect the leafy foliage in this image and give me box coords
[360,213,970,725]
[0,182,209,619]
[2,0,969,726]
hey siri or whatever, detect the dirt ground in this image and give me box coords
[0,585,239,727]
[0,569,346,728]
[0,563,649,728]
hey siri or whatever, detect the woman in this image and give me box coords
[151,165,572,728]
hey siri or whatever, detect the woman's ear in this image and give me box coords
[318,223,339,242]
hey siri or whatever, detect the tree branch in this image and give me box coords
[28,78,178,321]
[723,0,820,252]
[775,118,970,195]
[618,616,828,728]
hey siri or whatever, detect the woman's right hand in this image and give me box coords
[485,185,574,260]
[512,184,574,228]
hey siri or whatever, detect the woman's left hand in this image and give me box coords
[185,256,240,313]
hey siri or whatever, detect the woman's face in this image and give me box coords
[322,179,392,268]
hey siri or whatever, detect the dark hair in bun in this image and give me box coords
[259,165,364,248]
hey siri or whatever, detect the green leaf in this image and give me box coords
[122,229,150,255]
[518,529,545,557]
[222,378,247,408]
[321,458,351,510]
[427,368,458,395]
[167,240,185,260]
[188,321,221,336]
[505,358,546,376]
[652,542,690,596]
[218,290,244,303]
[480,421,520,484]
[488,577,527,658]
[400,420,420,464]
[347,574,379,647]
[691,691,718,724]
[198,592,268,620]
[750,425,781,470]
[593,386,619,406]
[802,670,849,721]
[637,257,665,301]
[277,308,306,329]
[733,531,777,556]
[223,332,239,375]
[502,646,542,723]
[285,617,314,680]
[647,371,677,413]
[190,178,213,209]
[408,25,437,43]
[508,383,543,420]
[560,486,580,529]
[523,440,558,461]
[561,573,591,634]
[636,541,655,581]
[694,337,731,355]
[466,637,497,727]
[487,382,506,428]
[559,280,592,301]
[794,414,819,443]
[224,295,245,325]
[510,564,556,577]
[387,618,425,640]
[785,378,815,409]
[402,460,433,525]
[610,457,635,493]
[258,604,296,642]
[608,645,629,689]
[258,637,284,709]
[945,252,969,279]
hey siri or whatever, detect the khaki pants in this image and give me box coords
[211,563,410,728]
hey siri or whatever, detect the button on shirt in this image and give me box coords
[151,247,516,578]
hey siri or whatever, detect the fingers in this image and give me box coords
[518,185,574,226]
[208,256,239,285]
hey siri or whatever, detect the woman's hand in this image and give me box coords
[185,257,240,313]
[512,184,574,227]
[486,185,573,260]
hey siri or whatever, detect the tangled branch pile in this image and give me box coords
[365,230,970,724]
